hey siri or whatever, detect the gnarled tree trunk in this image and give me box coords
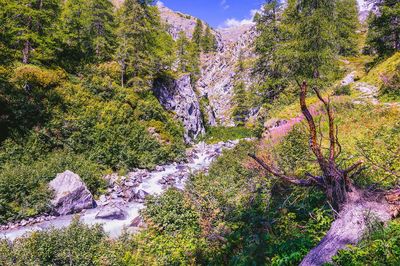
[250,81,400,265]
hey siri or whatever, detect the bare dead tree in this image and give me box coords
[249,81,400,265]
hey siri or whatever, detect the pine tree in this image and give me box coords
[86,0,116,62]
[192,18,203,49]
[367,0,400,57]
[335,0,360,56]
[201,26,216,53]
[279,0,337,82]
[0,0,61,64]
[232,81,248,126]
[57,0,90,69]
[116,0,174,87]
[254,0,287,100]
[176,32,200,82]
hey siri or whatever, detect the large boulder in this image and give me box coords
[95,205,126,220]
[153,74,205,143]
[49,170,95,216]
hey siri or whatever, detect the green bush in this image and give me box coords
[334,84,352,96]
[0,150,106,223]
[2,218,124,266]
[333,220,400,266]
[142,189,199,233]
[202,126,255,144]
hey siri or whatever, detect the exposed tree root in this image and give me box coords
[249,81,400,265]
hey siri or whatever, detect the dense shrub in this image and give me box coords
[334,84,352,96]
[202,126,255,144]
[0,218,125,266]
[380,64,400,101]
[0,150,106,223]
[142,189,199,233]
[333,220,400,265]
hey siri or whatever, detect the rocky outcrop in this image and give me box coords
[153,74,205,143]
[197,24,257,125]
[49,170,95,216]
[357,0,376,22]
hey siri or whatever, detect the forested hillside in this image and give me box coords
[0,0,399,265]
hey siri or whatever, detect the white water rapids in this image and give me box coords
[0,140,241,241]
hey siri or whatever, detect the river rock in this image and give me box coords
[131,216,145,228]
[135,189,149,203]
[49,170,95,216]
[96,205,126,220]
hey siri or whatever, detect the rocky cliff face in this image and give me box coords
[153,74,205,143]
[158,6,257,126]
[357,0,376,22]
[197,25,257,126]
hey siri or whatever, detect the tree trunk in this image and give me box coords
[301,188,399,265]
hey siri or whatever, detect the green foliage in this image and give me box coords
[57,0,116,71]
[0,148,106,223]
[380,64,400,101]
[192,18,203,49]
[0,0,61,64]
[176,31,201,82]
[279,0,338,83]
[202,126,255,144]
[142,189,199,233]
[201,26,217,53]
[254,0,288,101]
[275,124,318,177]
[334,84,352,96]
[1,218,126,265]
[355,123,400,188]
[366,1,400,57]
[232,81,250,126]
[335,0,360,56]
[333,219,400,265]
[116,0,175,87]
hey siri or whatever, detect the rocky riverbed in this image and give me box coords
[0,140,245,241]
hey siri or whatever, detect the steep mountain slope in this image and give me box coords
[157,5,257,126]
[197,25,257,126]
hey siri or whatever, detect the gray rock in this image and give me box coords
[124,181,135,187]
[49,170,95,216]
[135,189,149,203]
[130,216,145,227]
[96,205,126,220]
[153,74,205,143]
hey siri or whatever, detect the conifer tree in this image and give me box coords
[202,26,216,53]
[335,0,360,56]
[0,0,61,64]
[192,19,204,49]
[86,0,116,62]
[367,0,400,57]
[254,0,287,100]
[176,32,201,82]
[116,0,174,87]
[280,0,337,82]
[57,0,90,69]
[232,81,248,126]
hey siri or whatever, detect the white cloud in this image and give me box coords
[156,1,164,7]
[220,0,230,10]
[220,7,262,28]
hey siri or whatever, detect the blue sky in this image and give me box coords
[156,0,266,28]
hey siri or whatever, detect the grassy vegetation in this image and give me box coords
[362,52,400,86]
[201,126,256,144]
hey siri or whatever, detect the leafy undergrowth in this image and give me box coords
[201,126,256,144]
[333,219,400,266]
[362,52,400,87]
[0,64,186,223]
